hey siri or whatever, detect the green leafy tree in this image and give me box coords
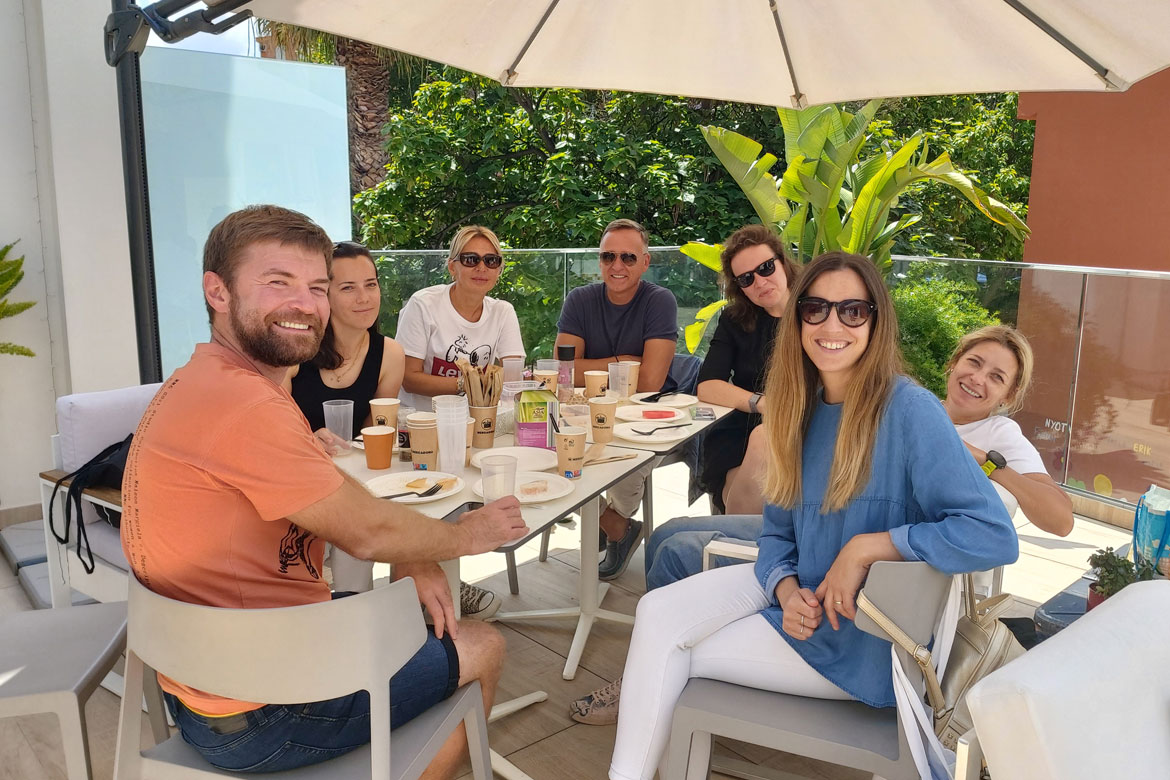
[352,70,787,249]
[1,241,36,357]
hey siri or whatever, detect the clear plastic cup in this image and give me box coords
[323,399,354,441]
[480,454,518,502]
[502,357,525,384]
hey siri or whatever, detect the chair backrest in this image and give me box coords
[125,574,427,704]
[668,353,703,395]
[968,580,1170,780]
[56,383,161,526]
[855,561,951,647]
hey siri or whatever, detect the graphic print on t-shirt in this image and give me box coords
[278,523,320,579]
[435,334,494,376]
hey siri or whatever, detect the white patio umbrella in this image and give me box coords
[243,0,1170,106]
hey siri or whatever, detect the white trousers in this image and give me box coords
[606,460,658,519]
[609,564,853,780]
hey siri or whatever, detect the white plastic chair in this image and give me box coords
[114,575,492,780]
[665,560,952,780]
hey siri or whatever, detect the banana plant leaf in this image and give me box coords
[700,126,790,229]
[684,298,729,354]
[680,240,723,272]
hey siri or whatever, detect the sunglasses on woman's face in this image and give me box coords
[733,257,779,289]
[457,252,504,269]
[796,297,877,328]
[599,251,640,266]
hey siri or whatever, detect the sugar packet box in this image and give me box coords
[515,389,558,450]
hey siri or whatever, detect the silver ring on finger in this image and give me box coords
[800,615,805,628]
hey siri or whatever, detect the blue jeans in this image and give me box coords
[165,628,459,773]
[644,515,764,591]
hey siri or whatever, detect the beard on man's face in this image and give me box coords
[229,302,324,367]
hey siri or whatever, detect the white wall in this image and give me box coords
[0,0,59,510]
[0,0,139,510]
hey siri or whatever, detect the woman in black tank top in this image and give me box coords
[286,242,405,440]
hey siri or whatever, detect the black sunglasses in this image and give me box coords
[599,251,640,266]
[796,297,877,328]
[457,252,504,269]
[733,257,779,289]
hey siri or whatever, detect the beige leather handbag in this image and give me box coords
[857,572,1025,749]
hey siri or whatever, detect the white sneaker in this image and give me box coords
[460,582,500,620]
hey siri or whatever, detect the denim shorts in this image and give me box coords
[165,629,459,773]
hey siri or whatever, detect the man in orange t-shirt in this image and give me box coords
[121,205,527,777]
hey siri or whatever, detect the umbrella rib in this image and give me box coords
[768,0,805,107]
[503,0,562,84]
[999,0,1129,90]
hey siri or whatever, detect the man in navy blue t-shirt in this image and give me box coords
[555,218,678,580]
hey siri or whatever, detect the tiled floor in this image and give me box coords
[0,463,1130,780]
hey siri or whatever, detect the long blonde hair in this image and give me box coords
[763,252,904,512]
[946,325,1034,414]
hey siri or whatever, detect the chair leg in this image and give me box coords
[463,685,492,780]
[505,551,520,595]
[539,528,551,562]
[57,699,93,780]
[142,665,171,744]
[642,469,654,539]
[685,731,712,779]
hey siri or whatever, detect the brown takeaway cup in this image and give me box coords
[361,425,395,470]
[470,405,498,449]
[368,398,400,430]
[584,370,608,398]
[620,360,641,396]
[533,370,559,395]
[554,426,587,479]
[408,413,439,471]
[588,397,618,444]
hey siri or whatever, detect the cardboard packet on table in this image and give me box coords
[516,389,558,450]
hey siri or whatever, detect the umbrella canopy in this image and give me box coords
[244,0,1170,106]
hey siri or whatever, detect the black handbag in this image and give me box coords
[49,433,132,574]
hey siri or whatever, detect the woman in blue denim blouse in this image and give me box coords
[608,252,1019,780]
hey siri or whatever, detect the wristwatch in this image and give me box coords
[748,392,763,414]
[455,374,465,396]
[982,450,1006,477]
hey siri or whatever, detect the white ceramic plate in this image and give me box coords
[469,446,558,472]
[615,404,686,422]
[613,421,694,444]
[630,392,699,408]
[365,472,464,504]
[471,471,575,504]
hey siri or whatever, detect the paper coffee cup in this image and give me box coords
[555,426,587,479]
[620,360,641,396]
[408,413,438,471]
[584,370,608,398]
[533,369,558,395]
[588,397,618,443]
[361,425,395,470]
[470,405,498,449]
[369,398,400,430]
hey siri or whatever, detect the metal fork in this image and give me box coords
[380,482,445,500]
[631,423,692,435]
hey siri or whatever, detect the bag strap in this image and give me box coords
[856,590,946,715]
[48,438,126,575]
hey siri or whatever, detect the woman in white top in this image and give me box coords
[395,225,525,619]
[943,325,1073,536]
[395,225,525,412]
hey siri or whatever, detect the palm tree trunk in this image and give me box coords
[335,37,389,196]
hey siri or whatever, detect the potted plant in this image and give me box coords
[1086,547,1155,610]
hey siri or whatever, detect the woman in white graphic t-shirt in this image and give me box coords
[394,225,526,620]
[395,225,525,413]
[943,325,1073,536]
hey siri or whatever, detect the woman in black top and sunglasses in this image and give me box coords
[696,225,797,513]
[395,225,526,413]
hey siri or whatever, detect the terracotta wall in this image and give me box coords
[1014,70,1170,503]
[1018,68,1170,272]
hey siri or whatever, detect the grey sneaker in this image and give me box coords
[599,520,644,581]
[570,676,622,725]
[460,582,500,620]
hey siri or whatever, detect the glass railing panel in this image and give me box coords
[1063,273,1170,504]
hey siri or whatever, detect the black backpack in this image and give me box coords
[49,434,132,574]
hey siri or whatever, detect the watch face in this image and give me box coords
[987,450,1007,469]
